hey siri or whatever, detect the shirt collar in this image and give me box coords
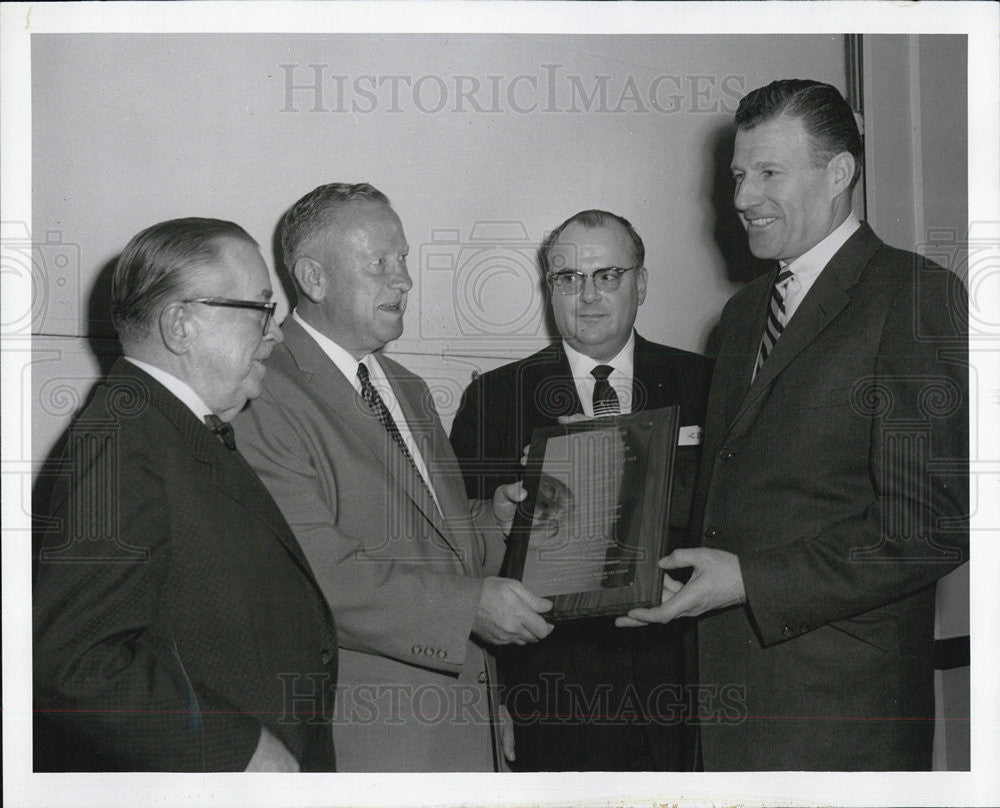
[781,212,861,282]
[124,356,214,421]
[562,331,636,380]
[293,309,365,386]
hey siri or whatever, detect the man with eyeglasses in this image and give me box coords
[33,218,339,771]
[450,209,710,771]
[234,183,554,771]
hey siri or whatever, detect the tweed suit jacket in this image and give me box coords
[33,358,338,771]
[692,224,969,770]
[234,317,509,772]
[449,334,711,771]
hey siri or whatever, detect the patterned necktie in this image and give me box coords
[357,361,429,493]
[591,364,621,417]
[204,414,236,451]
[755,268,795,375]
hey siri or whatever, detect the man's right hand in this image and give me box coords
[472,577,554,645]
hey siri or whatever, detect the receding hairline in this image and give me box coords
[545,216,642,267]
[292,196,400,262]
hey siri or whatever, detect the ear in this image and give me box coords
[293,257,327,303]
[159,301,193,356]
[635,266,648,306]
[826,151,856,198]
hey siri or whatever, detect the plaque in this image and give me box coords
[503,406,682,621]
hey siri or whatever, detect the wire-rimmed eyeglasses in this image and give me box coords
[546,265,640,295]
[182,297,277,336]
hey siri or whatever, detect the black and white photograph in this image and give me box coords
[2,2,997,807]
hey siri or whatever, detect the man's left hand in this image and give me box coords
[615,548,746,627]
[492,481,527,534]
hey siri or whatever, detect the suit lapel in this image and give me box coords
[727,224,882,437]
[526,343,582,422]
[389,362,474,560]
[632,333,670,410]
[281,321,465,564]
[112,359,313,573]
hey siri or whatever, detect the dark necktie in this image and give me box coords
[591,364,621,417]
[204,413,236,451]
[357,361,431,495]
[755,268,794,375]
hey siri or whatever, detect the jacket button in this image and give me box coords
[477,671,488,683]
[782,626,792,637]
[321,650,332,665]
[703,525,718,539]
[720,447,734,460]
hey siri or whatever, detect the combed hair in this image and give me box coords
[279,182,390,270]
[540,209,645,275]
[735,79,863,189]
[110,217,256,345]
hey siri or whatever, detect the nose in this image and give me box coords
[389,259,413,293]
[265,313,283,344]
[733,175,759,213]
[579,273,601,303]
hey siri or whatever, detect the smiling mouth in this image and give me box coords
[745,216,778,227]
[378,302,404,314]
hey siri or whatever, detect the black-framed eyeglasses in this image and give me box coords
[182,297,277,336]
[546,265,640,295]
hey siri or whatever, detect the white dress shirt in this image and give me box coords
[563,331,636,416]
[124,356,213,421]
[293,311,441,511]
[781,212,861,323]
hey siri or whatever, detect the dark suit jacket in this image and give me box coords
[234,318,508,772]
[450,333,711,771]
[33,359,338,771]
[693,224,969,770]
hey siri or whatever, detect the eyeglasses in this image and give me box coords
[182,297,277,336]
[546,265,640,295]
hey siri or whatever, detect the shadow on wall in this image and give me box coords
[708,121,772,286]
[270,216,298,320]
[87,255,124,371]
[33,256,122,575]
[701,121,772,358]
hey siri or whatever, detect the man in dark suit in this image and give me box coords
[234,183,553,771]
[450,210,711,771]
[619,80,969,770]
[33,218,339,771]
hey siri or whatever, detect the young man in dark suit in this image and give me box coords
[619,80,969,770]
[450,210,711,771]
[33,218,339,771]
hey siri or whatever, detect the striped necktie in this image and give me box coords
[357,361,431,496]
[755,268,794,375]
[591,364,621,417]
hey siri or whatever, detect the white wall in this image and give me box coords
[29,33,847,460]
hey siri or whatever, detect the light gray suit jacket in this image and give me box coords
[234,318,507,771]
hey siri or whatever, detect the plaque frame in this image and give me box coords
[502,405,681,621]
